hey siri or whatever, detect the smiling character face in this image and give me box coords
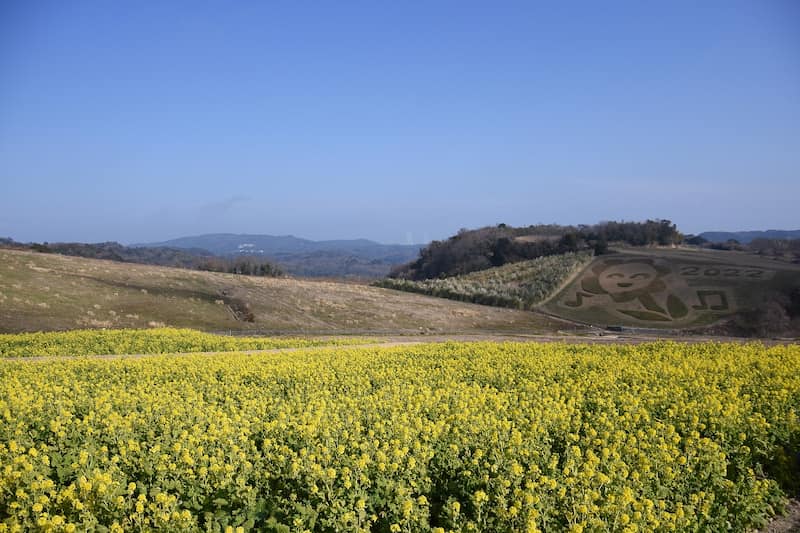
[598,263,660,294]
[577,257,672,303]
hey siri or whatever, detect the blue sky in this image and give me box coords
[1,1,798,245]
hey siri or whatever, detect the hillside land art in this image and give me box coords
[543,248,800,329]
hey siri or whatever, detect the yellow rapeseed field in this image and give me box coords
[1,341,798,532]
[0,328,367,358]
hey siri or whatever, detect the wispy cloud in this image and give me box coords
[198,195,251,212]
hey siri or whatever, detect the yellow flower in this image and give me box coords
[0,338,798,532]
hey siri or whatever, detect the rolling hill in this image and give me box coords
[372,243,800,335]
[136,233,418,258]
[698,229,800,244]
[0,249,560,335]
[541,247,800,333]
[375,251,594,310]
[135,233,421,278]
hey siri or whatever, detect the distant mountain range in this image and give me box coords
[134,233,422,278]
[698,230,800,244]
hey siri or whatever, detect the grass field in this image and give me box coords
[0,249,561,335]
[0,341,798,532]
[541,247,800,330]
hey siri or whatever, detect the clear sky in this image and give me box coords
[1,1,798,245]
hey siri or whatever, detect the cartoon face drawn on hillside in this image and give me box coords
[597,262,661,296]
[565,258,689,321]
[582,259,670,304]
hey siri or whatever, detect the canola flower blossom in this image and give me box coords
[0,341,798,531]
[0,328,368,358]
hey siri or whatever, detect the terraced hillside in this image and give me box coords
[542,247,800,330]
[375,252,593,310]
[0,249,559,335]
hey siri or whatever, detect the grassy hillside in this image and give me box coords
[0,249,559,335]
[375,251,593,310]
[542,247,800,331]
[0,239,283,277]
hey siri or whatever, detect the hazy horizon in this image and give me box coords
[4,224,800,249]
[2,1,798,245]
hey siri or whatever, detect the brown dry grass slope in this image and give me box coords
[0,249,562,335]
